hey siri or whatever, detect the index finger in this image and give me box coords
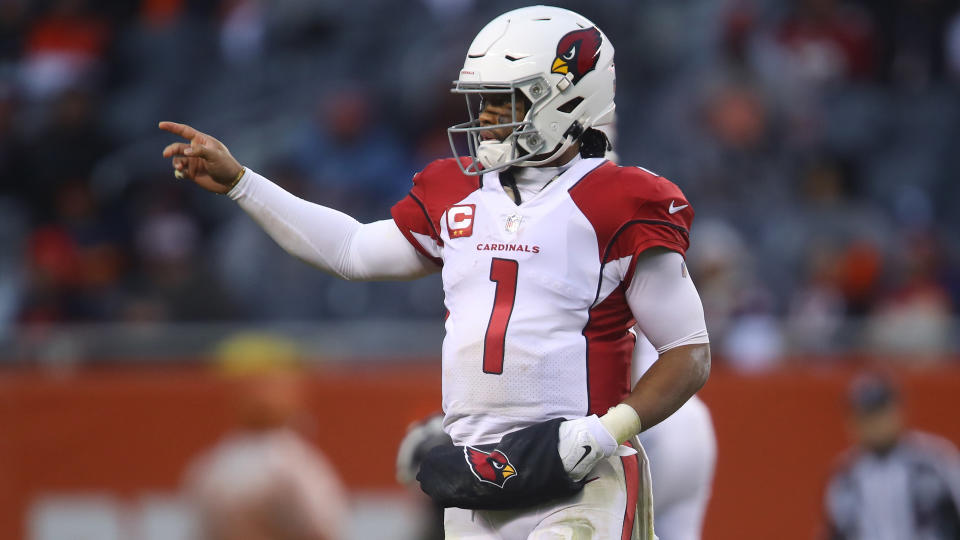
[158,121,200,141]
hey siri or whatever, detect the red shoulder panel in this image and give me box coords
[569,162,693,265]
[390,158,481,263]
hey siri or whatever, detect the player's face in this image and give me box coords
[477,92,528,142]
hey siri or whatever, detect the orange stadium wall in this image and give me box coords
[1,362,959,539]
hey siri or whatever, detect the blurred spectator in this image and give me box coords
[837,239,883,316]
[291,89,410,218]
[0,1,27,62]
[687,76,796,218]
[865,233,955,357]
[18,0,111,100]
[128,184,238,321]
[16,90,112,217]
[183,334,347,540]
[18,179,124,323]
[0,0,957,358]
[421,0,475,22]
[948,9,960,80]
[0,197,27,330]
[868,0,958,88]
[704,80,769,151]
[772,0,876,84]
[720,0,758,69]
[743,0,877,148]
[0,87,20,192]
[823,373,960,539]
[211,164,345,321]
[18,225,75,324]
[140,0,187,28]
[786,245,846,353]
[721,289,786,372]
[686,220,743,344]
[219,0,265,67]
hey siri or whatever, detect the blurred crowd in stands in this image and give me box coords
[2,0,960,366]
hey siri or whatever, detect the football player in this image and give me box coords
[160,6,710,539]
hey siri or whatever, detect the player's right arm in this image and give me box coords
[159,121,438,281]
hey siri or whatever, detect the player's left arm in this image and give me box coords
[559,247,708,480]
[603,247,711,442]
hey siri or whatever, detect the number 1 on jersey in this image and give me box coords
[483,258,519,374]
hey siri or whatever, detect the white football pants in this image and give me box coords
[631,328,716,540]
[638,395,716,540]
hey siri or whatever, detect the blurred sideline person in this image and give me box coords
[161,6,711,538]
[823,372,960,540]
[396,414,450,540]
[633,332,716,540]
[183,334,348,540]
[396,334,716,540]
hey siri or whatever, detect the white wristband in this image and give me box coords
[599,404,642,444]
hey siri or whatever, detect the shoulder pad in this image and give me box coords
[410,158,482,224]
[569,162,693,261]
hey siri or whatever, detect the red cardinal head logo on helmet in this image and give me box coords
[464,447,518,487]
[551,27,603,84]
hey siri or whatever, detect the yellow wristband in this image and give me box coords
[224,166,246,194]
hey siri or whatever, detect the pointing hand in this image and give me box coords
[159,121,244,194]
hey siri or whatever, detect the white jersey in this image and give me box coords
[392,157,695,445]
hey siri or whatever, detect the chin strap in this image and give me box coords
[516,120,584,167]
[564,120,584,141]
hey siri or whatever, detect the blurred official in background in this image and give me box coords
[183,335,347,540]
[823,373,960,540]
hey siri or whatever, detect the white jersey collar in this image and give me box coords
[482,156,606,200]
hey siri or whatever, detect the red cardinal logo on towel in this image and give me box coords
[464,447,518,487]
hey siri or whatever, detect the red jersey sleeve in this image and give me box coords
[390,158,481,265]
[569,162,694,284]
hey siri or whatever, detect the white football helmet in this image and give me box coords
[447,6,616,175]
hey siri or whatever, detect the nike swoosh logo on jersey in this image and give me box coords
[669,201,688,214]
[573,445,592,469]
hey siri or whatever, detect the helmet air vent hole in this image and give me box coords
[557,97,584,113]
